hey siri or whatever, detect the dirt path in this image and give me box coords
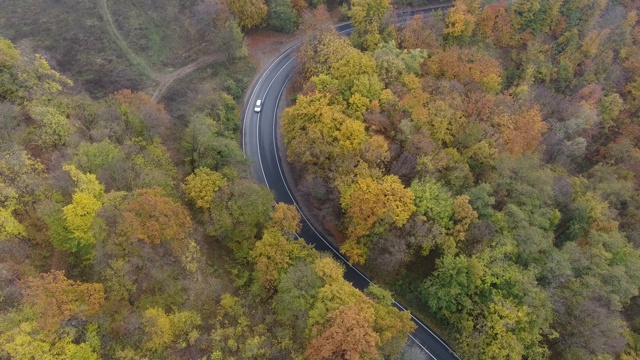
[151,54,221,101]
[98,0,154,78]
[99,0,222,102]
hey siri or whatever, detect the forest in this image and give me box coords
[279,0,640,359]
[2,0,640,359]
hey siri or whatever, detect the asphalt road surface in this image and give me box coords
[242,6,460,360]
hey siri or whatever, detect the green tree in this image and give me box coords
[273,263,323,342]
[267,0,299,33]
[208,179,273,260]
[26,101,71,149]
[72,140,122,174]
[422,253,486,320]
[181,113,244,172]
[411,179,454,228]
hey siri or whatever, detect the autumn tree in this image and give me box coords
[300,4,332,40]
[110,89,170,142]
[26,100,72,149]
[251,228,293,292]
[142,307,201,353]
[0,150,44,241]
[0,37,71,103]
[281,93,368,173]
[0,321,100,360]
[121,187,192,253]
[0,37,24,101]
[210,294,272,358]
[365,284,416,357]
[348,0,393,51]
[340,175,415,264]
[224,0,268,30]
[491,105,548,155]
[21,271,105,333]
[429,46,503,93]
[183,167,227,209]
[48,165,105,262]
[270,202,301,235]
[476,0,517,47]
[305,303,380,360]
[397,14,442,51]
[250,228,310,294]
[444,0,477,43]
[452,195,478,243]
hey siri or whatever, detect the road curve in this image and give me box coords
[241,6,459,360]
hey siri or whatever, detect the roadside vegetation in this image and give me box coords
[283,0,640,359]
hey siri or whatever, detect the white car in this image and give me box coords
[254,99,262,113]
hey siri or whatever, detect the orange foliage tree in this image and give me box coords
[397,14,441,51]
[21,271,105,332]
[121,187,192,252]
[110,89,170,140]
[305,303,380,360]
[429,46,503,94]
[476,0,517,47]
[492,105,548,155]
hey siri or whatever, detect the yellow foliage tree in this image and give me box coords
[63,165,105,202]
[444,0,477,41]
[270,202,301,235]
[49,166,105,261]
[0,192,25,241]
[340,175,416,264]
[183,167,227,209]
[63,192,102,247]
[224,0,268,30]
[282,93,368,173]
[251,228,293,292]
[348,0,393,51]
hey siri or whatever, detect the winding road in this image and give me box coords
[241,6,459,360]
